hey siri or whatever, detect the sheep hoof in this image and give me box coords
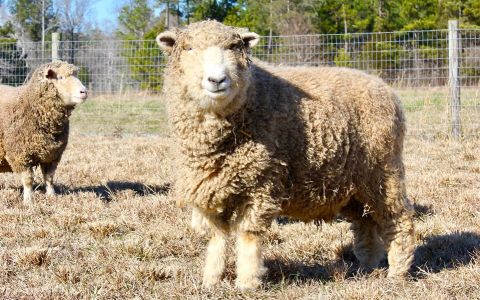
[46,188,56,197]
[235,277,262,291]
[201,276,220,289]
[387,268,408,279]
[22,195,33,206]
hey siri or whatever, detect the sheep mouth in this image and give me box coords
[204,88,230,99]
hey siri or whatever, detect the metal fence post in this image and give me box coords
[52,32,60,61]
[448,20,461,139]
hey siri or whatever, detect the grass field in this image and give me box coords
[0,92,479,299]
[69,88,480,137]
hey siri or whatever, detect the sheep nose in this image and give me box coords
[80,89,88,99]
[207,75,227,85]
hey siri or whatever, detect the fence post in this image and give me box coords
[51,32,60,61]
[448,19,461,139]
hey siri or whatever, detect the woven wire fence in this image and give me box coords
[0,28,479,137]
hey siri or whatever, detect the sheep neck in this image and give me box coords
[16,81,70,137]
[171,99,249,171]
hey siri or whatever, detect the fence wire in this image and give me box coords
[0,29,479,137]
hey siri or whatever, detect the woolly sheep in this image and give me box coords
[157,21,415,289]
[0,61,88,204]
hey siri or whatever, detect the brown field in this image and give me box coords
[0,93,479,299]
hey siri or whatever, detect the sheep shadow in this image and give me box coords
[412,231,480,277]
[57,181,170,201]
[413,203,435,220]
[264,243,361,285]
[264,231,480,285]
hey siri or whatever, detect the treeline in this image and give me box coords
[157,0,480,35]
[116,0,480,39]
[0,0,479,90]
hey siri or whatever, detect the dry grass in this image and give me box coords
[0,93,479,299]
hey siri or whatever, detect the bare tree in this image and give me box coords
[56,0,92,64]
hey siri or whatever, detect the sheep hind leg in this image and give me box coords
[376,174,415,278]
[202,228,227,288]
[235,231,266,290]
[351,216,385,272]
[21,168,34,205]
[342,200,385,272]
[40,162,58,197]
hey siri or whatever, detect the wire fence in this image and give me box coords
[0,26,479,137]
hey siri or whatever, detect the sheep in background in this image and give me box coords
[157,21,414,289]
[0,61,88,204]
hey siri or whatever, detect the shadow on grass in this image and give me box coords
[264,244,361,285]
[412,231,480,277]
[57,181,170,201]
[265,231,480,285]
[413,203,435,220]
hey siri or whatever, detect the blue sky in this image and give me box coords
[91,0,126,27]
[0,0,163,33]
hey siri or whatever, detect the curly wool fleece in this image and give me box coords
[161,20,415,282]
[0,61,77,173]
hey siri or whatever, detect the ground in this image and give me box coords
[0,92,479,299]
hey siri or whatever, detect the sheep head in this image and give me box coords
[157,20,259,114]
[33,61,88,107]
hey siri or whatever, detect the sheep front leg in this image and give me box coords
[191,207,209,235]
[202,229,227,288]
[235,231,265,290]
[40,162,58,197]
[21,168,34,205]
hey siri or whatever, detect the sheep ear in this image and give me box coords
[241,32,260,49]
[45,69,57,80]
[156,31,177,54]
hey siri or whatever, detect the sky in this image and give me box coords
[91,0,126,28]
[0,0,129,29]
[0,0,164,35]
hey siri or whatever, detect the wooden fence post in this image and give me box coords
[448,20,461,139]
[52,32,60,61]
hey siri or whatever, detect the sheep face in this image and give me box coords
[44,67,88,106]
[157,21,259,113]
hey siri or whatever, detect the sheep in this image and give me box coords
[0,61,88,204]
[156,20,415,289]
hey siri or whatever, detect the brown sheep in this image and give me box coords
[157,20,415,289]
[0,61,88,204]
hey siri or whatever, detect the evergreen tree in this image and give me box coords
[190,0,237,22]
[0,14,28,86]
[117,0,164,91]
[117,0,154,39]
[8,0,57,42]
[0,36,28,86]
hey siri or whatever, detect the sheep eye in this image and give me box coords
[58,75,64,80]
[184,45,193,51]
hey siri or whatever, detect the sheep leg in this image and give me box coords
[202,228,227,288]
[380,212,414,278]
[351,217,385,272]
[341,200,385,272]
[40,162,58,196]
[376,174,415,278]
[21,168,34,205]
[191,207,209,235]
[235,231,265,290]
